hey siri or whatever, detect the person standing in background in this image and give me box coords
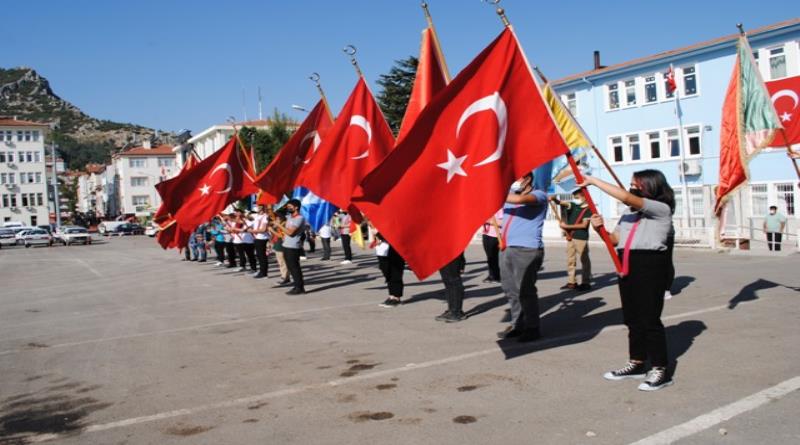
[764,206,787,251]
[481,210,503,283]
[551,189,593,292]
[338,210,353,265]
[319,220,332,261]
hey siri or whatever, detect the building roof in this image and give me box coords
[188,119,300,144]
[0,117,50,128]
[115,144,175,157]
[553,17,800,86]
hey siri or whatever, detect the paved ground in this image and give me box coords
[0,236,798,445]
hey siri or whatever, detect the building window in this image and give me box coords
[131,177,149,187]
[1,194,8,208]
[674,189,684,218]
[6,152,12,163]
[769,47,787,80]
[563,93,577,116]
[607,83,619,110]
[26,152,33,162]
[132,195,150,207]
[611,136,624,163]
[36,193,44,206]
[686,126,701,155]
[17,152,25,164]
[0,132,4,142]
[16,131,23,142]
[627,134,641,161]
[776,183,795,216]
[32,131,40,142]
[666,129,680,157]
[647,132,661,159]
[624,79,637,106]
[129,158,146,168]
[664,71,675,99]
[35,172,42,183]
[24,131,31,142]
[750,184,769,216]
[5,131,12,141]
[34,151,41,163]
[0,173,6,184]
[0,152,5,163]
[682,66,697,95]
[157,158,175,168]
[7,173,14,184]
[21,194,29,207]
[644,76,658,103]
[27,173,35,183]
[690,187,704,217]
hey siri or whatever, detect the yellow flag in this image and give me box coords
[543,84,590,150]
[350,221,365,249]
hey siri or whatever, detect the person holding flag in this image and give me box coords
[579,170,676,391]
[550,189,593,291]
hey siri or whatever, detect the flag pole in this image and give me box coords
[670,62,692,229]
[421,1,452,82]
[491,0,622,272]
[532,65,625,189]
[309,72,335,122]
[343,45,363,78]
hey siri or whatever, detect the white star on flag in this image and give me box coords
[436,149,468,183]
[780,111,792,122]
[199,184,211,196]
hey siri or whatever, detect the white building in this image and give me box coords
[112,140,175,216]
[0,118,50,226]
[181,119,296,163]
[77,163,117,218]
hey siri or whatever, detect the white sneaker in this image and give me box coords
[300,256,308,261]
[340,260,352,265]
[664,291,673,300]
[236,267,245,272]
[251,271,260,277]
[214,261,223,266]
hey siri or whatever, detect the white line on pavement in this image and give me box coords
[629,376,800,445]
[18,300,754,443]
[72,257,103,278]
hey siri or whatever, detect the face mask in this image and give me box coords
[573,198,585,205]
[510,181,522,191]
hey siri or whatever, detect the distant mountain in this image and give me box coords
[0,67,169,169]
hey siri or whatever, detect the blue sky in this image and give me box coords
[2,1,795,135]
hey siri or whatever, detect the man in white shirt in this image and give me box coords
[319,221,332,261]
[251,206,270,278]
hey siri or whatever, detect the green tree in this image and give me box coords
[238,109,295,171]
[49,131,116,170]
[376,56,418,135]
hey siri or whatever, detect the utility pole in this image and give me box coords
[50,142,61,228]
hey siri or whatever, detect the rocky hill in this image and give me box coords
[0,67,167,168]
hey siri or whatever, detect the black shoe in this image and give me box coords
[442,311,466,323]
[560,283,578,290]
[497,326,522,339]
[603,361,648,381]
[482,277,497,283]
[434,310,451,322]
[286,288,305,295]
[637,367,674,391]
[253,274,267,279]
[379,298,401,308]
[517,328,541,343]
[577,283,592,292]
[198,259,207,263]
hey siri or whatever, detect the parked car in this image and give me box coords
[18,229,52,248]
[129,223,146,235]
[0,228,17,249]
[145,224,158,237]
[111,223,136,236]
[98,221,128,235]
[54,226,93,246]
[13,227,37,243]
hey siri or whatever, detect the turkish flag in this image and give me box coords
[299,78,395,209]
[154,153,198,223]
[767,75,800,147]
[156,220,191,250]
[254,99,334,204]
[396,27,449,143]
[171,137,259,231]
[665,66,677,95]
[352,28,570,279]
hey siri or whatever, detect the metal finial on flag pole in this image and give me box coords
[482,0,510,27]
[309,72,335,121]
[736,23,745,36]
[421,1,433,27]
[343,45,363,78]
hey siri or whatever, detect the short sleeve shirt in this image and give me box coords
[764,213,787,233]
[240,220,255,244]
[502,190,548,248]
[614,198,673,251]
[564,203,593,241]
[253,214,269,240]
[283,214,306,249]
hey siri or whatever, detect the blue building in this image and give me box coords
[551,18,800,249]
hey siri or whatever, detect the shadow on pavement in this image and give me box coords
[671,275,695,295]
[726,278,800,309]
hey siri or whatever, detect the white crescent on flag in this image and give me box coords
[210,163,233,194]
[302,130,322,164]
[455,92,508,167]
[349,115,372,160]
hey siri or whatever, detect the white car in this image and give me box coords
[18,229,52,248]
[145,225,158,237]
[0,228,17,248]
[13,227,37,243]
[54,226,93,246]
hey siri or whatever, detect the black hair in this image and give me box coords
[769,205,778,210]
[633,169,675,213]
[287,199,301,208]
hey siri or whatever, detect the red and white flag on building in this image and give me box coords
[767,74,800,147]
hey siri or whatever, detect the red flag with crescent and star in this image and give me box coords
[154,153,199,223]
[156,220,191,250]
[767,75,800,147]
[254,99,334,204]
[170,137,259,231]
[352,28,570,279]
[299,77,395,210]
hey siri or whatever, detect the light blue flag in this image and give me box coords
[533,161,554,194]
[292,187,338,233]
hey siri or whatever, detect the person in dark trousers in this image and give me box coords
[282,199,307,294]
[338,211,353,264]
[251,206,270,279]
[763,205,787,251]
[209,216,226,266]
[378,241,405,308]
[579,169,675,391]
[224,213,238,268]
[319,222,332,261]
[497,173,547,343]
[306,226,316,253]
[481,211,502,282]
[435,252,467,322]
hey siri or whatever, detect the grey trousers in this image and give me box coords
[500,247,544,330]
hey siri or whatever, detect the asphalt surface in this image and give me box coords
[0,236,798,445]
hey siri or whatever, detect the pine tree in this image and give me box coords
[376,56,418,135]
